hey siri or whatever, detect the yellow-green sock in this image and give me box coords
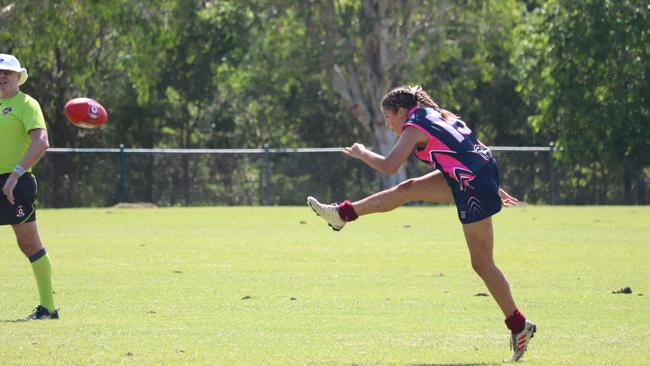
[29,249,55,313]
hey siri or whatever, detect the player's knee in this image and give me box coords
[395,179,416,194]
[470,260,484,276]
[470,258,493,278]
[16,236,43,257]
[18,242,42,258]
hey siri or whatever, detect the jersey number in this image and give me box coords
[433,119,472,143]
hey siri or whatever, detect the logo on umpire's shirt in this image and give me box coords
[16,205,26,218]
[2,106,11,115]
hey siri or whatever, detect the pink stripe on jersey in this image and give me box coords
[434,153,475,187]
[403,122,452,157]
[403,121,475,186]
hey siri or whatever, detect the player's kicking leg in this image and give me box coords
[307,171,452,231]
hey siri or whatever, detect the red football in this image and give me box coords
[64,97,108,129]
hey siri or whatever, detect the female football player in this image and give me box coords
[308,86,535,361]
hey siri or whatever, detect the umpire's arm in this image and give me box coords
[20,128,49,169]
[2,129,49,205]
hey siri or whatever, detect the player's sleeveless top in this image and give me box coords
[402,107,494,192]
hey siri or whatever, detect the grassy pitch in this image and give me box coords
[0,205,648,365]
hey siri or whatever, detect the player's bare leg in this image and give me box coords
[352,170,453,216]
[308,171,452,231]
[462,217,516,316]
[462,217,535,361]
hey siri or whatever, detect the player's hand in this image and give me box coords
[498,188,520,207]
[343,143,368,160]
[2,173,19,205]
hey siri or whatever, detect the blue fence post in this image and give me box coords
[263,144,272,206]
[549,141,556,205]
[119,144,126,203]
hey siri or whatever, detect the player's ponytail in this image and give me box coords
[411,86,459,120]
[410,86,438,110]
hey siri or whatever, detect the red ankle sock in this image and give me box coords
[505,309,526,334]
[337,200,358,221]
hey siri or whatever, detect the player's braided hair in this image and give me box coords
[381,86,458,120]
[381,85,439,112]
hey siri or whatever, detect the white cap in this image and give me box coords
[0,54,28,85]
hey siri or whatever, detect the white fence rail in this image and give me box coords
[43,144,561,205]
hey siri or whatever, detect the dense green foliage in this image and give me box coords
[1,206,649,364]
[513,0,649,203]
[0,0,647,206]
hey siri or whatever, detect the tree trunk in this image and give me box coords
[47,53,78,207]
[310,0,426,189]
[373,125,406,188]
[622,161,632,204]
[600,162,608,204]
[637,169,647,205]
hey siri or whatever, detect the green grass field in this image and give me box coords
[1,205,648,365]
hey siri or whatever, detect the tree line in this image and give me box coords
[1,0,647,207]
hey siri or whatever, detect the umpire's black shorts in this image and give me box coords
[0,173,38,225]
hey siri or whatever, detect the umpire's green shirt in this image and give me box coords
[0,91,46,174]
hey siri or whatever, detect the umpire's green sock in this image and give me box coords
[29,249,55,313]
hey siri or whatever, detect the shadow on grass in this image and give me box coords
[0,319,29,323]
[411,363,499,366]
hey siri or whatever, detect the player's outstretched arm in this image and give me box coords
[343,127,424,175]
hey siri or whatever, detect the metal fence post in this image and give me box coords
[549,141,556,205]
[262,144,272,205]
[119,144,126,203]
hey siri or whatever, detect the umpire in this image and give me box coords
[0,53,57,320]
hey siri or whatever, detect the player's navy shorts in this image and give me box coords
[451,161,502,224]
[0,173,38,225]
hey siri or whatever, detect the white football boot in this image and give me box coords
[307,196,346,231]
[510,320,536,361]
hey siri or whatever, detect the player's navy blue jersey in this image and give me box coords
[403,107,495,192]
